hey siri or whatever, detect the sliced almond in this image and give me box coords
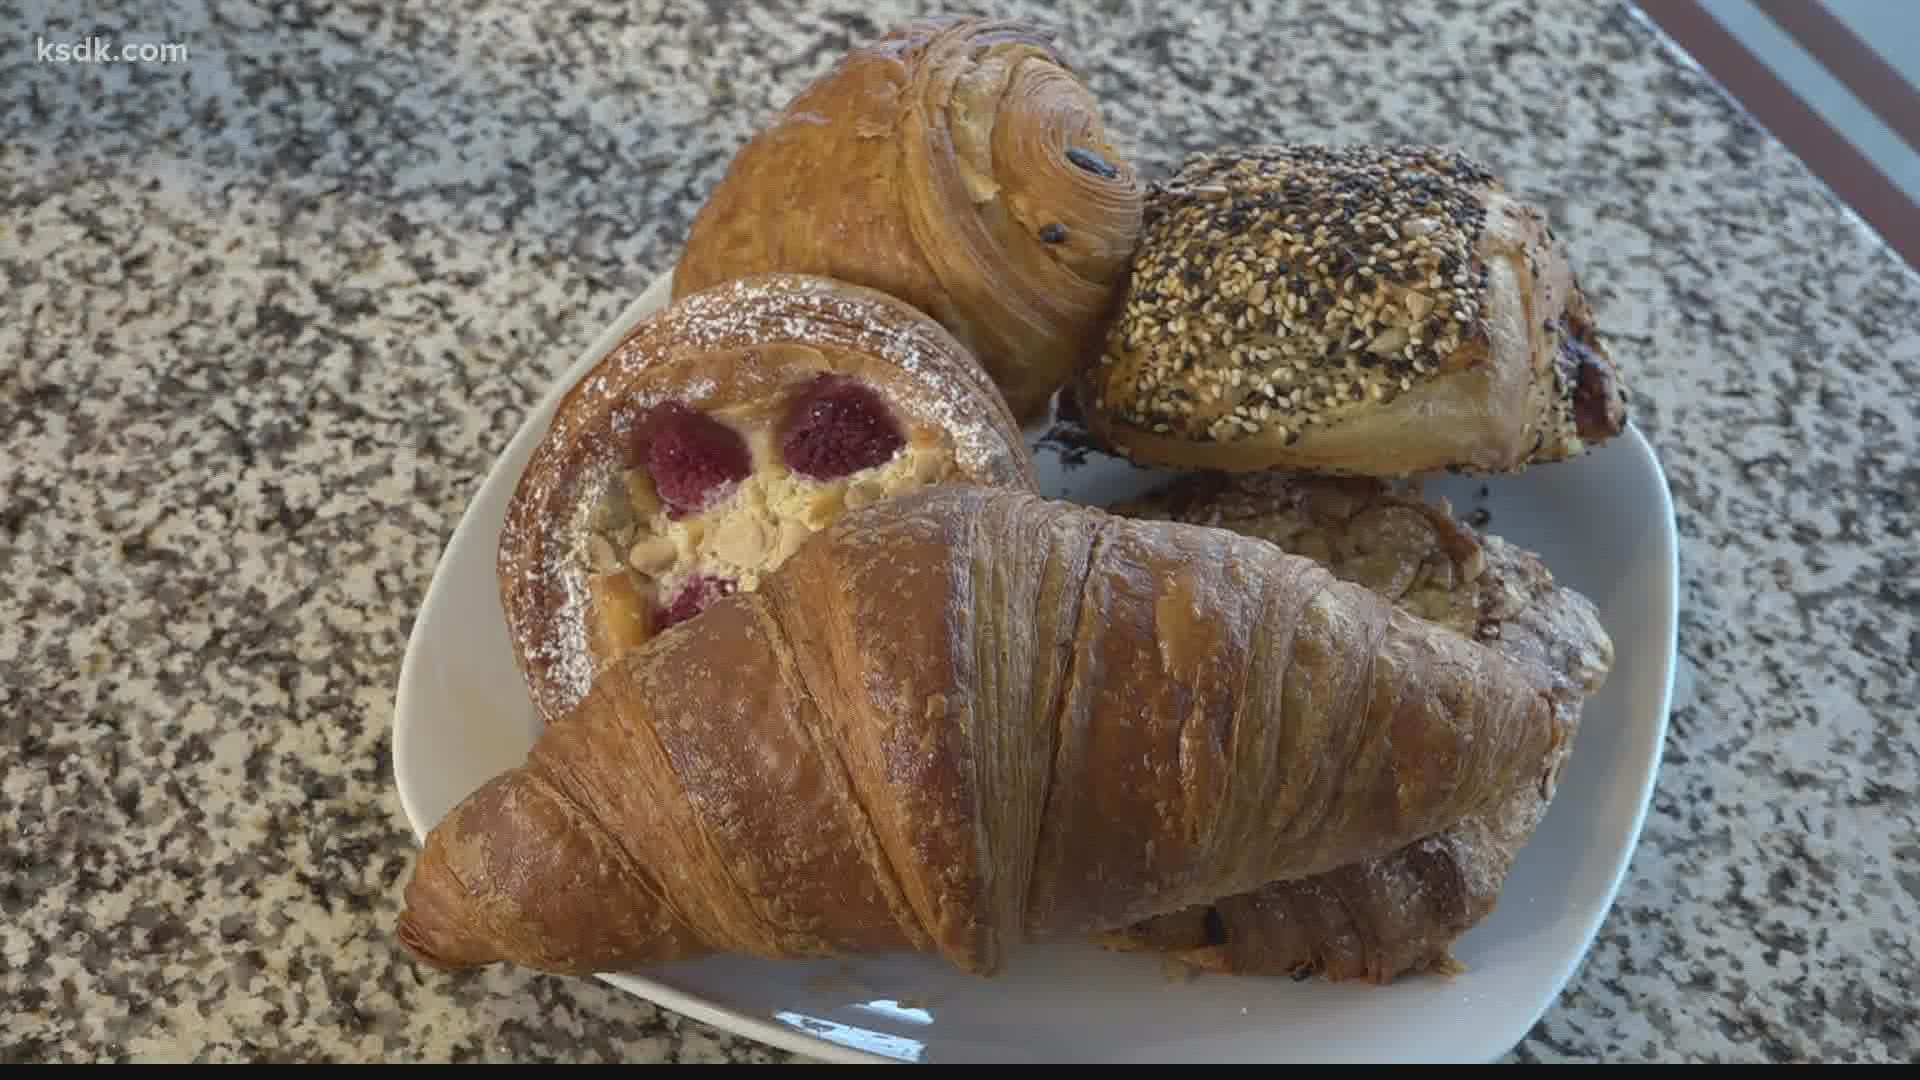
[625,470,661,518]
[909,425,942,449]
[743,478,769,515]
[844,481,885,509]
[773,518,811,564]
[628,534,678,575]
[585,533,621,573]
[587,570,653,662]
[1344,549,1418,602]
[1458,544,1486,583]
[709,514,769,567]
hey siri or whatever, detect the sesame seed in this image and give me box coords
[1095,144,1498,443]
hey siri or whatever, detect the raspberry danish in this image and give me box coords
[497,273,1035,726]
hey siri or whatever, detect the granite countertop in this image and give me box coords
[4,0,1915,1064]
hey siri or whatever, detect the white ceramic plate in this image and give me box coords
[393,273,1679,1064]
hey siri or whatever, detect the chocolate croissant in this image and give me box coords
[397,487,1571,979]
[1097,472,1614,982]
[497,273,1034,727]
[673,15,1146,424]
[1075,145,1631,476]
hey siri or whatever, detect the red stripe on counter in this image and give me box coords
[1640,0,1920,272]
[1753,0,1920,156]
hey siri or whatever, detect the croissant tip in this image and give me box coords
[395,908,484,973]
[394,839,510,974]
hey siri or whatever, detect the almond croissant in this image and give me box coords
[672,15,1146,424]
[1096,472,1614,983]
[397,487,1572,979]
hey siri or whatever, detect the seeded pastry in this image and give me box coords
[1073,145,1631,477]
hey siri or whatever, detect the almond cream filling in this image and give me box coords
[577,416,958,651]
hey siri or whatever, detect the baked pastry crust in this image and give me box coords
[1075,145,1631,476]
[673,15,1145,424]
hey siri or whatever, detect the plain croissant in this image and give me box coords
[396,487,1571,979]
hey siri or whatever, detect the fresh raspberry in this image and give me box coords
[639,403,751,518]
[656,574,737,631]
[779,375,905,481]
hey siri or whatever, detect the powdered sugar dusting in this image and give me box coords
[518,455,621,715]
[648,276,1018,477]
[541,567,596,714]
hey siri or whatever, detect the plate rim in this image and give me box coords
[391,272,1680,1065]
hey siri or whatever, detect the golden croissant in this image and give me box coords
[672,15,1146,424]
[1096,471,1614,982]
[396,487,1573,979]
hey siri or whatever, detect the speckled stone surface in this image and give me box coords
[3,0,1915,1065]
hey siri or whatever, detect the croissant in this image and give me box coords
[672,15,1146,424]
[398,487,1573,980]
[1094,471,1614,982]
[1073,144,1632,476]
[496,273,1034,727]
